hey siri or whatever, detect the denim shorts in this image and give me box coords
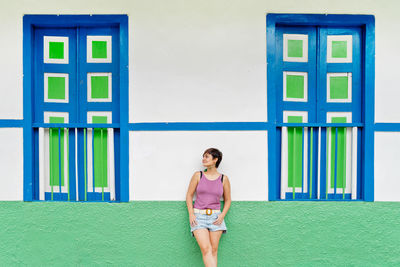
[190,212,227,237]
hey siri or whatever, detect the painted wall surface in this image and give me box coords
[0,0,399,201]
[375,132,400,201]
[0,0,397,122]
[0,201,399,266]
[0,129,23,200]
[130,131,268,201]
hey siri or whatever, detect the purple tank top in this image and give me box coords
[193,172,224,210]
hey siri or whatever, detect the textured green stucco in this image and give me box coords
[0,201,399,266]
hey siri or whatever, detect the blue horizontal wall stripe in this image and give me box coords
[128,122,270,131]
[0,120,24,128]
[12,121,400,131]
[10,120,400,132]
[374,123,400,132]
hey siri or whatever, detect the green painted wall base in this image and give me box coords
[0,201,399,266]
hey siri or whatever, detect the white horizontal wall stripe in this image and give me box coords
[375,132,400,201]
[0,129,23,200]
[130,131,268,201]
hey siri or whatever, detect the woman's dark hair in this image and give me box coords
[203,148,223,168]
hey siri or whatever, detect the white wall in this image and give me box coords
[0,129,23,200]
[375,132,400,201]
[130,131,268,200]
[0,0,399,123]
[1,0,400,200]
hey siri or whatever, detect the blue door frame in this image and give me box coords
[23,15,129,201]
[267,14,375,201]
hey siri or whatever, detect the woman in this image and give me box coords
[186,148,231,267]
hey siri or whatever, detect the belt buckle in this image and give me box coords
[206,208,212,215]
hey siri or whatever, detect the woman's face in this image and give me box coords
[202,153,218,168]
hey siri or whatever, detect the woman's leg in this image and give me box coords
[193,228,216,267]
[209,230,223,265]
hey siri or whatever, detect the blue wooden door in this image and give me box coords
[33,26,120,201]
[77,26,120,201]
[275,25,363,200]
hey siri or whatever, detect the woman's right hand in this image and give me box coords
[189,213,198,226]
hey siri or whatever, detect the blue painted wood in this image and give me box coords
[33,129,39,200]
[76,26,120,124]
[267,14,374,201]
[275,26,317,123]
[119,16,130,202]
[363,18,376,201]
[68,129,76,201]
[307,128,311,198]
[273,24,318,201]
[301,127,304,195]
[114,129,121,201]
[320,127,327,199]
[266,14,278,201]
[33,123,120,128]
[77,129,85,201]
[86,192,111,201]
[23,16,35,201]
[24,15,127,27]
[357,127,362,199]
[267,14,374,27]
[319,25,368,201]
[45,192,69,201]
[307,127,319,199]
[311,127,319,199]
[58,128,62,195]
[34,28,78,123]
[25,15,128,202]
[285,192,352,200]
[277,123,363,127]
[77,25,123,202]
[318,27,362,123]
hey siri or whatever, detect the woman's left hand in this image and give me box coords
[213,214,225,225]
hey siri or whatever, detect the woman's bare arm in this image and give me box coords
[221,176,231,217]
[186,171,200,215]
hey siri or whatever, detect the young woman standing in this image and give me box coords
[186,148,231,267]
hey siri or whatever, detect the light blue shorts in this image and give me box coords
[190,212,227,237]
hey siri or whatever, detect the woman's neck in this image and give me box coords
[204,166,218,175]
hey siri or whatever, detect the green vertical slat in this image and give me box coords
[50,128,53,200]
[49,117,64,188]
[92,116,108,190]
[326,127,329,200]
[287,116,303,199]
[330,117,347,191]
[49,117,65,200]
[330,127,336,190]
[67,128,70,201]
[292,128,296,199]
[101,128,104,201]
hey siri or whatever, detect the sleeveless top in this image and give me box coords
[193,171,224,210]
